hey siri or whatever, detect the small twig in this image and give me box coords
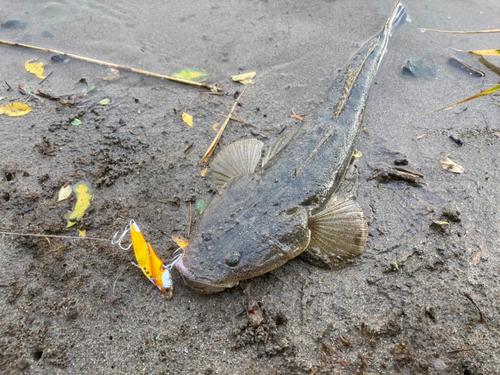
[447,348,475,354]
[200,85,249,165]
[464,293,485,323]
[39,70,53,84]
[188,202,192,237]
[183,142,194,153]
[5,81,12,90]
[46,245,66,255]
[289,109,305,121]
[217,114,257,128]
[420,28,500,34]
[0,40,221,92]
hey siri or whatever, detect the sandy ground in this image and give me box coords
[1,0,500,374]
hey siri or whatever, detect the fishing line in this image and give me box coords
[0,231,110,242]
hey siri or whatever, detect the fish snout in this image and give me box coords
[175,257,238,294]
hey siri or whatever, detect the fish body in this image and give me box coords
[177,2,407,294]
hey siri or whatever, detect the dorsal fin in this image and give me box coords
[262,127,299,168]
[210,138,264,189]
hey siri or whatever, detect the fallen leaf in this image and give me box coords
[353,150,362,158]
[472,250,482,266]
[453,48,500,56]
[57,185,73,201]
[196,200,207,214]
[440,157,464,174]
[0,102,32,117]
[103,75,122,81]
[99,98,111,105]
[434,221,449,226]
[25,59,46,79]
[172,234,189,248]
[65,181,93,228]
[201,168,208,177]
[171,68,211,83]
[232,72,257,84]
[212,122,220,131]
[182,112,193,127]
[423,84,500,114]
[82,86,95,95]
[78,229,86,238]
[71,118,82,126]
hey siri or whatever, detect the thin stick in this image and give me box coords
[39,70,53,84]
[217,114,257,128]
[200,85,248,165]
[420,28,500,34]
[0,231,109,241]
[188,202,192,237]
[0,40,221,92]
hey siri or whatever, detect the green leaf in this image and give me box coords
[99,98,111,105]
[171,68,211,83]
[82,86,95,95]
[196,200,207,214]
[71,118,82,126]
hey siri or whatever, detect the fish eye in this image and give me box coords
[225,252,241,267]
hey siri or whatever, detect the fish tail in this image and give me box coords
[385,1,408,36]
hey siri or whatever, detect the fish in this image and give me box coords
[176,1,408,294]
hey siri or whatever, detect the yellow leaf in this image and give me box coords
[25,59,46,79]
[78,229,86,237]
[171,68,211,83]
[0,102,32,117]
[453,48,500,56]
[182,112,193,127]
[201,168,208,177]
[103,75,122,81]
[172,234,189,248]
[231,72,257,84]
[422,84,500,115]
[57,185,73,201]
[66,181,93,227]
[212,122,220,131]
[353,150,362,158]
[440,157,464,174]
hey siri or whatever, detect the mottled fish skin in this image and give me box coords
[177,1,407,294]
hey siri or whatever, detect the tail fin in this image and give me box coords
[386,1,408,36]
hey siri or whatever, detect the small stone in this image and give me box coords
[442,203,461,222]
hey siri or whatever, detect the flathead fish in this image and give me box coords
[177,1,408,293]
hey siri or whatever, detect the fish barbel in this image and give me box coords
[177,1,408,293]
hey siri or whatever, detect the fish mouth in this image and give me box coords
[176,257,239,294]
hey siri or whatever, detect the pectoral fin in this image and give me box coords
[210,138,264,189]
[301,198,368,270]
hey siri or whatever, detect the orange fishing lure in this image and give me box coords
[129,220,174,297]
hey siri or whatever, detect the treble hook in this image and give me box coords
[163,249,183,270]
[111,222,132,250]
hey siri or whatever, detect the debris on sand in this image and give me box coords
[402,58,436,80]
[440,157,464,174]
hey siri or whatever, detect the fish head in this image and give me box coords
[176,191,311,294]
